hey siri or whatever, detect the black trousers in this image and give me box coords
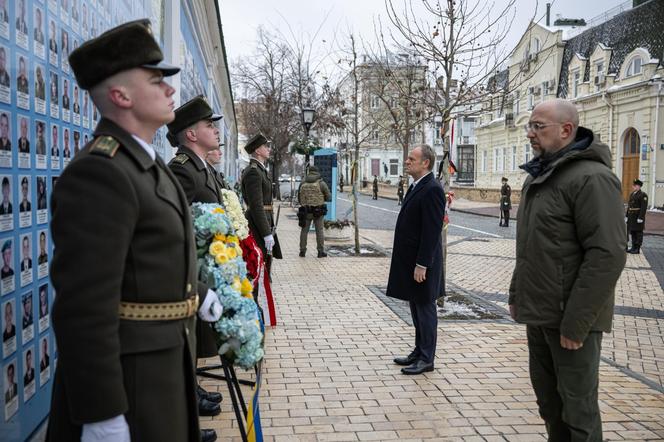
[501,209,510,225]
[409,300,438,364]
[629,230,643,248]
[527,326,603,442]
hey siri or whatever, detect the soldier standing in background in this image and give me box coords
[166,95,226,440]
[372,175,379,200]
[626,178,648,254]
[397,175,405,206]
[241,134,282,269]
[298,165,331,258]
[499,177,511,227]
[48,20,221,442]
[206,147,230,191]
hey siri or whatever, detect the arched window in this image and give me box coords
[626,56,643,77]
[624,128,640,155]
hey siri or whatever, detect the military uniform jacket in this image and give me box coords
[168,145,222,358]
[500,183,512,210]
[48,118,201,442]
[168,145,223,204]
[626,189,648,231]
[241,159,282,258]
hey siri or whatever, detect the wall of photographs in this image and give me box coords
[0,0,162,439]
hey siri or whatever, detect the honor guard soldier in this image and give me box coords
[167,95,226,422]
[241,134,282,267]
[499,177,511,227]
[48,20,221,442]
[206,147,231,191]
[626,179,648,254]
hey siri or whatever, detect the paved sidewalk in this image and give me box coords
[200,207,664,441]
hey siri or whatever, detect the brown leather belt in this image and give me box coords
[118,295,199,321]
[263,205,273,211]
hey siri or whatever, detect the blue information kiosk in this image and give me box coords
[312,149,337,221]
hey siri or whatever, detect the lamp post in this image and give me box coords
[301,107,316,170]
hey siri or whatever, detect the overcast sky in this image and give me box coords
[219,0,628,71]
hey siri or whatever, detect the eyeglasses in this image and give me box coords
[524,122,560,133]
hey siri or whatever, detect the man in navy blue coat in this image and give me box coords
[386,145,445,375]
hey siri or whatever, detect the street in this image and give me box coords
[336,191,515,239]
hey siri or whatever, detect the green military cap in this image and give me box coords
[633,179,643,187]
[2,240,10,252]
[69,19,180,90]
[166,95,222,147]
[244,133,268,154]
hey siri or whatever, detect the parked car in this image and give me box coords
[278,174,291,182]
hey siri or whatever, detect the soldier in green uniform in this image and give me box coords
[206,147,230,191]
[626,178,648,254]
[48,20,221,442]
[499,177,511,227]
[166,95,225,422]
[241,134,282,265]
[298,165,331,258]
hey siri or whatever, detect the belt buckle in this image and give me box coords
[186,297,194,318]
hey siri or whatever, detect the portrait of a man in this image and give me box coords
[0,178,11,215]
[17,56,29,94]
[4,362,17,402]
[36,121,46,155]
[20,235,31,272]
[18,117,30,153]
[19,176,31,213]
[0,240,12,277]
[0,47,9,87]
[2,300,15,341]
[22,293,32,329]
[0,113,10,151]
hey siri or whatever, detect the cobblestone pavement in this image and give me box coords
[201,207,664,441]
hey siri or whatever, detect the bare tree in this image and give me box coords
[234,27,298,197]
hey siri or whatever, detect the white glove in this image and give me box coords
[625,217,628,223]
[198,289,223,322]
[81,415,130,442]
[637,218,643,224]
[263,234,275,252]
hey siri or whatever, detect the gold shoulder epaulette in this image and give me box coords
[171,153,189,165]
[89,136,120,158]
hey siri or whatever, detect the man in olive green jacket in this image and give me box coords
[509,99,626,442]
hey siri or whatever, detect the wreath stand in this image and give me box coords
[197,361,255,442]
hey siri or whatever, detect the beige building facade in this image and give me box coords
[473,0,664,207]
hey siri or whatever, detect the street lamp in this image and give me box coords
[301,107,316,171]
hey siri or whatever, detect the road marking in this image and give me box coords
[338,197,503,238]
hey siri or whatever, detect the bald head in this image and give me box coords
[527,99,580,157]
[534,99,579,132]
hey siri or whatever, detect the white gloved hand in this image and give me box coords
[263,234,275,253]
[625,217,628,223]
[81,415,130,442]
[637,218,644,224]
[198,289,223,322]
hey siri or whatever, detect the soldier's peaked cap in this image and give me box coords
[69,19,180,90]
[633,179,643,187]
[166,95,222,147]
[244,133,268,154]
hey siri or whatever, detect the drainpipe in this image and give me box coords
[601,92,614,173]
[651,79,663,209]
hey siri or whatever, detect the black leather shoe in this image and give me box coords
[197,385,222,403]
[198,397,221,416]
[401,360,434,375]
[299,251,306,257]
[393,354,418,366]
[317,251,327,258]
[627,247,640,254]
[201,429,217,442]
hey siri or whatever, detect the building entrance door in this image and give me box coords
[622,128,640,201]
[371,158,380,177]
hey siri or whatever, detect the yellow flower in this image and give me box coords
[214,233,227,242]
[226,235,239,245]
[227,247,237,259]
[212,207,225,214]
[242,292,254,299]
[232,277,242,292]
[209,241,226,256]
[215,252,229,265]
[240,277,253,295]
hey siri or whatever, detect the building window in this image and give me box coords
[371,95,380,109]
[482,150,488,173]
[595,62,605,92]
[532,37,540,53]
[524,144,531,164]
[494,148,504,173]
[572,70,581,98]
[434,121,442,144]
[513,91,520,115]
[389,159,399,175]
[511,145,517,170]
[626,56,642,77]
[389,97,397,108]
[527,87,534,110]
